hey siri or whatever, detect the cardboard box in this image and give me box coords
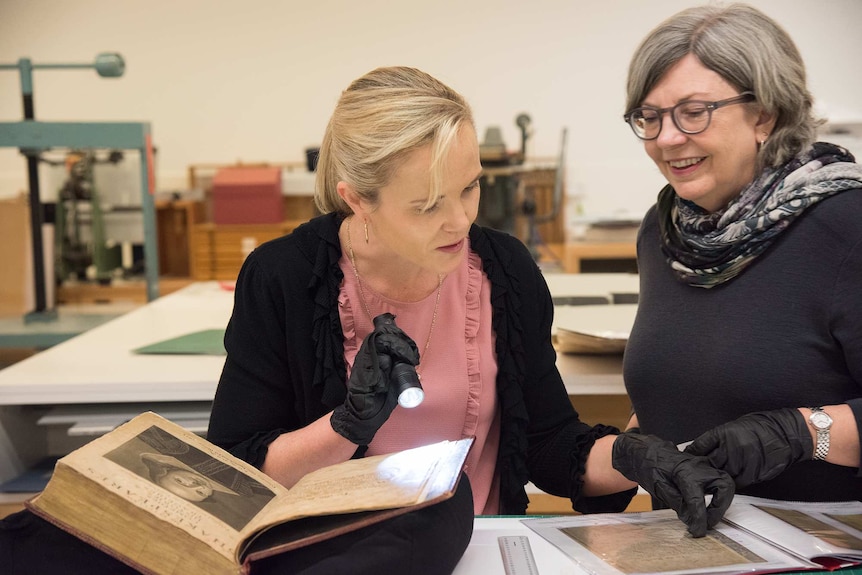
[0,193,54,316]
[0,194,30,316]
[212,167,283,225]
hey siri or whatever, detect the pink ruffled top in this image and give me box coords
[338,244,501,514]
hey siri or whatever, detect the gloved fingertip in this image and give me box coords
[687,521,707,538]
[706,509,724,529]
[677,504,707,537]
[683,436,710,456]
[709,489,735,518]
[377,354,392,371]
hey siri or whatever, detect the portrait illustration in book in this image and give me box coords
[105,425,276,530]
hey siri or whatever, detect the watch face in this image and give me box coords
[811,411,833,430]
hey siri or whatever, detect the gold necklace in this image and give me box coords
[345,216,443,369]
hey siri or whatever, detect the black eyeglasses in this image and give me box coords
[624,92,756,140]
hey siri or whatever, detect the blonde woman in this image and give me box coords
[207,64,734,565]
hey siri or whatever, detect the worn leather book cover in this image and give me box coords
[27,412,473,575]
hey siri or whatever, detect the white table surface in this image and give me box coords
[0,282,232,405]
[542,272,639,301]
[453,516,583,574]
[0,278,632,406]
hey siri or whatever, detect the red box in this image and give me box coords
[212,167,283,224]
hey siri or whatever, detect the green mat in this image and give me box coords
[133,329,226,355]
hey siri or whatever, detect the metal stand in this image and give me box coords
[0,55,159,319]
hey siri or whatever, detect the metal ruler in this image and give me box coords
[498,535,540,575]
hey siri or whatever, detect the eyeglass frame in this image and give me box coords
[623,92,757,140]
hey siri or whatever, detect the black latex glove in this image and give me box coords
[612,432,735,537]
[331,313,420,446]
[684,408,814,488]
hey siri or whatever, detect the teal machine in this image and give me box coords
[0,53,159,321]
[53,149,128,285]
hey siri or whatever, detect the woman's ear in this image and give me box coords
[756,108,777,139]
[337,181,364,216]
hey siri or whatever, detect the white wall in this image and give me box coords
[1,0,860,221]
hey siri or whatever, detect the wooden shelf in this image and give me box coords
[173,161,322,281]
[547,241,638,273]
[190,220,307,281]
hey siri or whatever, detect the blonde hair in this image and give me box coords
[625,3,822,170]
[314,66,474,215]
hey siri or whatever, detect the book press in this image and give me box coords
[0,53,160,322]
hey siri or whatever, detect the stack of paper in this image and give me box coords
[552,304,636,355]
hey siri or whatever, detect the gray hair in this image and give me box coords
[625,3,822,169]
[314,66,474,215]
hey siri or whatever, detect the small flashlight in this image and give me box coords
[391,362,424,408]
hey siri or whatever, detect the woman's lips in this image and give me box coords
[668,157,705,176]
[437,239,464,253]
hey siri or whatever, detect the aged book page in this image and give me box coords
[28,412,473,574]
[559,517,766,574]
[723,496,862,566]
[523,508,813,575]
[238,438,473,556]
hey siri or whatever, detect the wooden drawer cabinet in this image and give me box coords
[190,221,305,280]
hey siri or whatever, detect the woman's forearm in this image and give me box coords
[581,434,638,497]
[261,413,359,488]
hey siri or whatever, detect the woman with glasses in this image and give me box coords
[622,3,862,504]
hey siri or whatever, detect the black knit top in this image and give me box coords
[207,212,635,514]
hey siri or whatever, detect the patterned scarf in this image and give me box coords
[658,142,862,288]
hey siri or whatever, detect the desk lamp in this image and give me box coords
[0,53,125,321]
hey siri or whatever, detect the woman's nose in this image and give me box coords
[655,115,688,148]
[443,199,472,231]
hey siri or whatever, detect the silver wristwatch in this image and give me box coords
[808,407,833,461]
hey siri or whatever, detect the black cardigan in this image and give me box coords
[207,212,635,514]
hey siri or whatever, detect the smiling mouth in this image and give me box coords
[668,157,705,169]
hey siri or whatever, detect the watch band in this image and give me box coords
[813,429,830,461]
[809,406,832,461]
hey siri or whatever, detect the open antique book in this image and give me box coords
[27,412,473,575]
[523,495,862,575]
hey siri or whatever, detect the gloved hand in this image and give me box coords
[331,313,420,446]
[612,432,735,537]
[684,408,813,488]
